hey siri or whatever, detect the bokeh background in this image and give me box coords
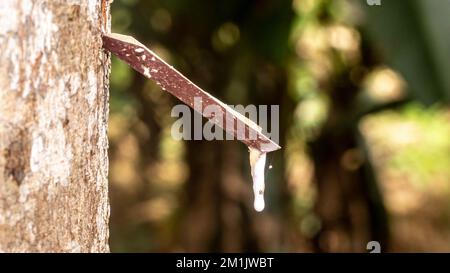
[108,0,450,252]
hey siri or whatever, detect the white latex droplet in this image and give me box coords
[249,148,267,212]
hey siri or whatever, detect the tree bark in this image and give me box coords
[0,0,110,252]
[309,64,389,252]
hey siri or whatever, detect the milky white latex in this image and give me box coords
[249,148,267,212]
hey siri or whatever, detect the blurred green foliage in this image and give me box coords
[365,103,450,187]
[362,0,450,104]
[108,0,450,252]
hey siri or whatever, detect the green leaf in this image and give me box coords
[360,0,450,104]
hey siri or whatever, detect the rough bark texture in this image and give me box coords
[0,0,110,252]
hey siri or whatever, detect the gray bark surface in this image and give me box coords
[0,0,110,252]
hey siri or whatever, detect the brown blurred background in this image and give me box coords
[108,0,450,252]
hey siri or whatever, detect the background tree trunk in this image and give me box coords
[0,0,110,252]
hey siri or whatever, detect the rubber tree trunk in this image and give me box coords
[309,70,389,252]
[0,0,110,252]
